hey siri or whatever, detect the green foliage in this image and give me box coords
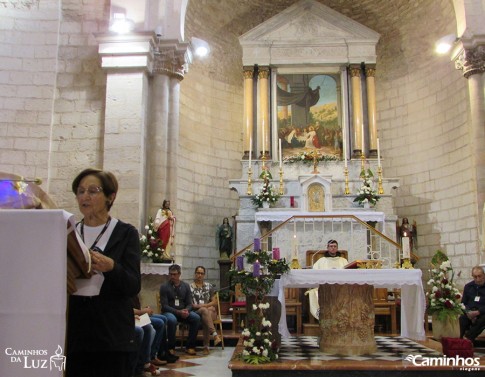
[283,151,339,165]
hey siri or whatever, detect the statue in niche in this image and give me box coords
[216,217,233,259]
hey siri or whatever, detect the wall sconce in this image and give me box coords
[109,13,134,34]
[434,34,457,54]
[190,37,210,58]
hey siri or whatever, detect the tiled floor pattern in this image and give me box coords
[279,335,441,362]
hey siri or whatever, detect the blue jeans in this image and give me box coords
[164,311,200,349]
[150,314,167,359]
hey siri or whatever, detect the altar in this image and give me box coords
[277,269,426,341]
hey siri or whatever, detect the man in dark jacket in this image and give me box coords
[460,265,485,343]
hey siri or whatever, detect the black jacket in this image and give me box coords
[67,220,141,353]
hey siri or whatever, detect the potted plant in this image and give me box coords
[218,288,232,316]
[139,216,165,263]
[426,250,464,340]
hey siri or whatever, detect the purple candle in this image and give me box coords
[236,256,244,271]
[253,260,260,277]
[254,238,261,251]
[272,247,280,260]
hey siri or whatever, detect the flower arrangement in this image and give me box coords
[353,168,379,206]
[139,216,165,263]
[283,150,339,165]
[251,169,280,208]
[228,249,291,301]
[426,252,464,321]
[241,302,279,364]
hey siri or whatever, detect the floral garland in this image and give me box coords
[426,254,464,321]
[229,249,290,364]
[353,168,379,206]
[283,151,339,165]
[241,302,279,364]
[139,216,164,262]
[251,169,280,207]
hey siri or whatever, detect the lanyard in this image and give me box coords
[80,217,112,250]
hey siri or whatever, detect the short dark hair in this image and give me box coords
[327,239,338,247]
[71,168,118,210]
[194,266,206,273]
[169,264,181,274]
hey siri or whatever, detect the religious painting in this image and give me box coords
[276,73,341,159]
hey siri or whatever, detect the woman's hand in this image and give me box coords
[90,250,115,272]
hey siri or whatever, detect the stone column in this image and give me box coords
[258,67,270,158]
[454,44,485,245]
[350,66,364,158]
[243,67,254,160]
[366,66,378,157]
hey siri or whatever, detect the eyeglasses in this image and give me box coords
[195,271,205,275]
[76,185,103,197]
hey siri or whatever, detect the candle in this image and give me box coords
[236,255,244,271]
[361,123,365,154]
[261,121,265,156]
[253,260,260,277]
[402,237,410,259]
[279,138,282,168]
[377,137,381,167]
[248,136,252,166]
[343,125,348,168]
[254,238,260,251]
[272,247,280,260]
[291,234,297,257]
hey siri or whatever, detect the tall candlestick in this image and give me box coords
[361,123,365,153]
[248,136,252,166]
[377,137,381,167]
[279,138,282,168]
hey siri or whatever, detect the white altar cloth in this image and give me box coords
[141,262,174,275]
[277,269,426,341]
[255,210,385,223]
[0,210,70,377]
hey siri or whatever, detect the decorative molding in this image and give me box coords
[454,45,485,78]
[239,0,379,66]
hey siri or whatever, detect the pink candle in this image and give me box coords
[272,247,280,260]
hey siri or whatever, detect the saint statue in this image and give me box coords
[153,199,175,261]
[217,217,233,259]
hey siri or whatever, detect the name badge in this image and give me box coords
[200,299,205,304]
[475,296,480,302]
[175,299,180,306]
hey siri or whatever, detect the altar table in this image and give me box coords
[277,269,426,341]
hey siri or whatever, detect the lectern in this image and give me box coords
[0,210,82,377]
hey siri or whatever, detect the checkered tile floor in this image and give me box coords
[279,336,442,362]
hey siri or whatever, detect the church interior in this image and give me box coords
[1,0,485,376]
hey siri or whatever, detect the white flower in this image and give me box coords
[256,332,261,336]
[262,349,268,357]
[252,347,260,355]
[242,350,249,356]
[253,304,258,310]
[148,230,153,235]
[144,225,149,230]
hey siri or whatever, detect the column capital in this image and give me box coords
[258,67,270,79]
[365,67,376,77]
[350,66,361,77]
[243,67,254,79]
[150,39,190,80]
[453,44,485,79]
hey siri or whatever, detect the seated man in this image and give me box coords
[312,239,348,269]
[160,264,201,356]
[308,240,348,320]
[460,265,485,344]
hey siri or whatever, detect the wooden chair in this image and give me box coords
[231,283,247,332]
[373,288,397,334]
[213,291,225,349]
[285,287,302,335]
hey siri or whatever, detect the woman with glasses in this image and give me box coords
[66,168,141,377]
[190,266,222,354]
